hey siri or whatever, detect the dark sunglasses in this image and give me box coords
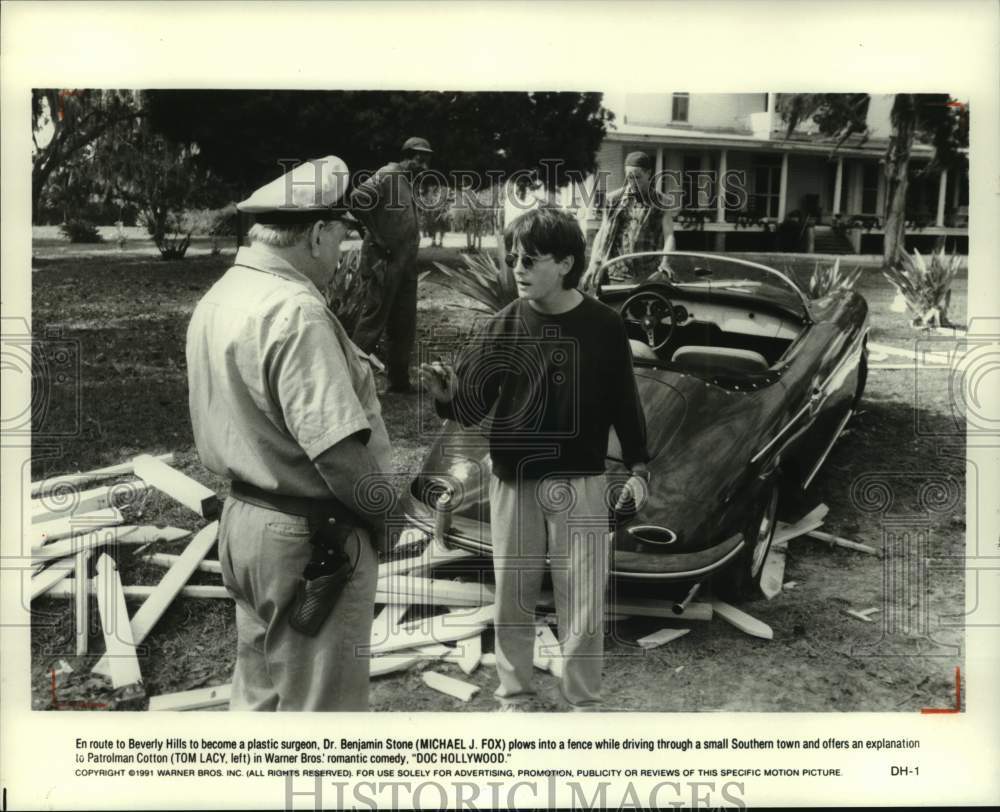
[505,252,552,270]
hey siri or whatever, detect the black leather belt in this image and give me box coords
[229,480,358,526]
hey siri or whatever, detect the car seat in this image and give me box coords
[670,345,769,375]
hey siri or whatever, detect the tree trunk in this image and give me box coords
[882,94,916,269]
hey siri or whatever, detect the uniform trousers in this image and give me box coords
[352,245,419,390]
[218,497,377,711]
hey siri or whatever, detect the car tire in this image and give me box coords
[717,483,780,601]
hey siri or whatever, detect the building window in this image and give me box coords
[671,93,689,123]
[752,157,782,219]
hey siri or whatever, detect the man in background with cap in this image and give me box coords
[581,150,676,290]
[186,156,395,711]
[350,137,433,394]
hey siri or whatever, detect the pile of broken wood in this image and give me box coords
[29,453,881,711]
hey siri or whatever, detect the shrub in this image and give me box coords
[882,248,963,329]
[808,257,863,299]
[324,248,366,334]
[60,219,103,243]
[422,235,517,314]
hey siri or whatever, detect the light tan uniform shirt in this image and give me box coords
[186,244,392,498]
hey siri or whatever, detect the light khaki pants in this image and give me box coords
[489,473,612,709]
[218,498,377,711]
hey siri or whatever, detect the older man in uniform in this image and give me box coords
[186,156,395,711]
[350,136,433,393]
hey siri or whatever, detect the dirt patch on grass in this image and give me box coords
[29,246,966,712]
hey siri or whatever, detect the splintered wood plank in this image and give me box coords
[415,643,453,657]
[773,503,830,548]
[92,521,219,678]
[637,627,690,649]
[31,453,174,498]
[143,552,221,574]
[369,654,423,678]
[710,599,773,640]
[32,525,191,562]
[376,574,494,607]
[805,530,880,556]
[378,539,476,578]
[421,671,479,702]
[30,558,78,601]
[30,509,124,547]
[49,581,230,601]
[32,483,149,524]
[845,609,876,623]
[74,549,92,656]
[148,683,231,711]
[456,634,482,675]
[760,544,787,600]
[132,454,220,519]
[370,604,411,649]
[94,554,143,690]
[367,604,494,656]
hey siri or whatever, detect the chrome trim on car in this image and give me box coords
[611,535,746,580]
[803,408,854,489]
[751,328,867,465]
[627,525,678,546]
[750,400,814,464]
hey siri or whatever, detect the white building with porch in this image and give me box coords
[571,93,968,255]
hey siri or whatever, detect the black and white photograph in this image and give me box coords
[2,2,998,809]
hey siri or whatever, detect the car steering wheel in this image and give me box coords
[620,290,676,350]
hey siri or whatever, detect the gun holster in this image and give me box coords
[288,518,358,637]
[228,481,363,638]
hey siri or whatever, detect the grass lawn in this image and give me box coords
[27,235,968,711]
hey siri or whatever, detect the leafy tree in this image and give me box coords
[779,93,967,269]
[93,118,226,255]
[143,90,612,197]
[31,90,141,221]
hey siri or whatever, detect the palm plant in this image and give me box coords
[420,227,517,313]
[324,247,367,334]
[881,248,962,328]
[808,257,863,299]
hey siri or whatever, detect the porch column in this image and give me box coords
[832,157,843,216]
[700,152,713,208]
[876,167,886,218]
[716,149,728,224]
[655,147,664,183]
[936,167,948,227]
[777,152,789,221]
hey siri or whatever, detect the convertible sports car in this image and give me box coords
[403,251,869,600]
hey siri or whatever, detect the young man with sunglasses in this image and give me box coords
[418,206,650,711]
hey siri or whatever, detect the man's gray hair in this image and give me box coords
[248,221,317,248]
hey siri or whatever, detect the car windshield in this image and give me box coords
[600,251,811,320]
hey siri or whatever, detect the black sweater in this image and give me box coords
[436,295,648,481]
